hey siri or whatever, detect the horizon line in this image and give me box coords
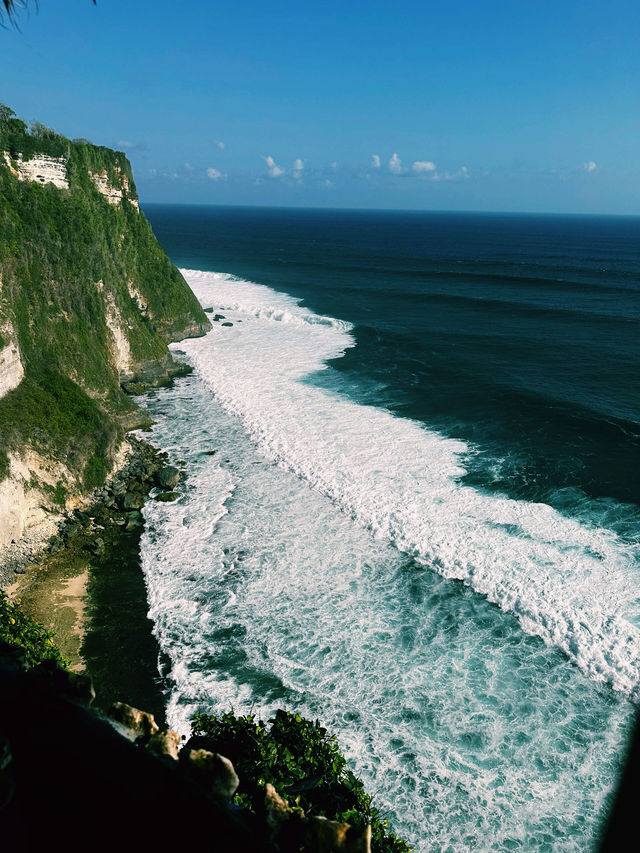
[139,201,640,219]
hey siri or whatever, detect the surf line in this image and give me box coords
[174,268,640,702]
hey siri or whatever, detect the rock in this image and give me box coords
[154,466,180,490]
[123,491,146,510]
[212,314,225,321]
[155,491,179,502]
[182,749,239,801]
[303,817,371,853]
[91,537,105,555]
[125,513,142,530]
[13,567,26,575]
[221,321,233,327]
[263,784,371,852]
[204,307,214,313]
[107,702,159,740]
[265,782,299,833]
[145,729,181,761]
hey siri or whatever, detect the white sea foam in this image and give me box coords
[175,268,640,701]
[138,365,631,851]
[137,268,638,849]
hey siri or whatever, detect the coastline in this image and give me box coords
[4,435,181,722]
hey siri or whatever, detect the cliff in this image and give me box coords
[0,105,210,556]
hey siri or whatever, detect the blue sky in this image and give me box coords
[3,0,640,213]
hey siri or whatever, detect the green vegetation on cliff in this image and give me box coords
[0,104,209,490]
[190,709,411,852]
[0,589,66,669]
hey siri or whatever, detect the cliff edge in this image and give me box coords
[0,104,210,559]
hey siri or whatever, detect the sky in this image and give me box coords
[2,0,640,213]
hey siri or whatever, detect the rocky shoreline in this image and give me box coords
[4,435,184,720]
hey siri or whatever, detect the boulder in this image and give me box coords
[107,702,159,740]
[155,491,179,502]
[123,491,146,511]
[111,479,127,496]
[145,729,181,761]
[265,782,299,831]
[303,817,371,853]
[154,466,181,490]
[182,749,239,801]
[221,321,233,327]
[90,537,105,555]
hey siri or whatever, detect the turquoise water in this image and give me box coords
[137,208,640,850]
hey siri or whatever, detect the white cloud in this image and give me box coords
[412,160,436,173]
[371,154,381,169]
[323,179,334,188]
[389,152,403,175]
[432,165,469,182]
[583,160,597,172]
[330,161,339,171]
[264,155,285,178]
[216,140,225,150]
[293,158,304,180]
[184,162,194,171]
[206,167,225,180]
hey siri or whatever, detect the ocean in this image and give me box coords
[139,206,640,851]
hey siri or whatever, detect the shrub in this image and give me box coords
[0,590,67,669]
[190,709,411,853]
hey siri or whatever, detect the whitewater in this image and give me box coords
[138,268,637,850]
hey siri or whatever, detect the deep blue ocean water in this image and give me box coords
[138,206,640,851]
[146,206,640,517]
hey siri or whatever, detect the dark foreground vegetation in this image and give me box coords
[0,598,410,852]
[190,710,411,852]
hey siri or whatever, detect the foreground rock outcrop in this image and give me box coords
[0,650,371,853]
[0,651,263,851]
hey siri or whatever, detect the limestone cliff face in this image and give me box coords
[0,341,23,398]
[0,106,210,555]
